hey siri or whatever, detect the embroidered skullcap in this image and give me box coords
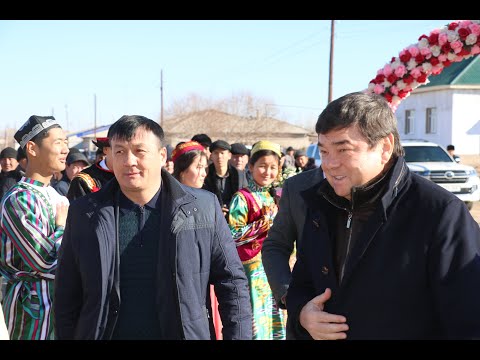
[14,115,61,149]
[250,140,282,158]
[171,141,205,163]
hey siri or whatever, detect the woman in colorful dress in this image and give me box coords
[228,140,286,340]
[171,140,224,340]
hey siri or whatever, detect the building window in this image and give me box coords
[405,110,415,134]
[426,107,437,134]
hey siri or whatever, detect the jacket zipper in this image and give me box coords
[340,187,355,285]
[339,211,353,284]
[322,161,406,285]
[321,191,354,285]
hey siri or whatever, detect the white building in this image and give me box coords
[395,56,480,154]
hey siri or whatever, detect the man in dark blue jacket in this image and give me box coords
[287,92,480,340]
[54,115,252,340]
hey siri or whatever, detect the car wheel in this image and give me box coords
[465,201,474,211]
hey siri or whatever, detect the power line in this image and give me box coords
[259,25,330,64]
[227,22,330,74]
[266,103,322,110]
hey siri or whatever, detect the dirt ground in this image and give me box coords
[470,201,480,223]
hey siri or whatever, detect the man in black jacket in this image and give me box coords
[54,115,252,340]
[0,147,23,201]
[203,140,248,219]
[262,166,324,339]
[66,137,115,201]
[287,92,480,340]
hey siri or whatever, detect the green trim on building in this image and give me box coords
[420,56,480,87]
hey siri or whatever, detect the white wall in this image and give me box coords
[452,91,480,154]
[396,88,480,154]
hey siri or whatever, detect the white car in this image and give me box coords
[402,140,480,210]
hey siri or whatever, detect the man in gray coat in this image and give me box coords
[262,166,323,339]
[54,115,252,340]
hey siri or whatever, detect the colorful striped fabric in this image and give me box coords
[0,177,65,340]
[228,180,286,340]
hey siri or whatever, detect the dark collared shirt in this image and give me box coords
[111,187,163,340]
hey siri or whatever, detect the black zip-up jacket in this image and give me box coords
[54,169,252,340]
[288,156,480,339]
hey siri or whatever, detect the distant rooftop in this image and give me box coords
[420,56,480,88]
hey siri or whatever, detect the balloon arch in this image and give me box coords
[365,20,480,112]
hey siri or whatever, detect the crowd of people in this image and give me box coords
[0,91,480,340]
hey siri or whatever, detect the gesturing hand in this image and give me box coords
[299,288,349,340]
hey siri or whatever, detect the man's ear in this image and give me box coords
[381,133,394,164]
[25,141,38,159]
[159,146,168,168]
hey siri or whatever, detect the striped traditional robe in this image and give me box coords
[0,177,67,340]
[228,180,286,340]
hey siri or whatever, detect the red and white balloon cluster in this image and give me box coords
[366,20,480,112]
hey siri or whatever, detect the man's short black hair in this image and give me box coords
[191,134,212,148]
[447,144,455,151]
[108,115,164,146]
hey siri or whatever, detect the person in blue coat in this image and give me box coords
[287,92,480,340]
[54,115,252,340]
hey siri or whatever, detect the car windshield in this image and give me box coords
[403,145,453,163]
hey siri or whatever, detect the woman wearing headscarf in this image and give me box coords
[228,140,286,340]
[171,141,224,340]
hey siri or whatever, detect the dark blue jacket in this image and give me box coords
[54,169,252,340]
[287,157,480,339]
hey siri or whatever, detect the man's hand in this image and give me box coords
[299,288,349,340]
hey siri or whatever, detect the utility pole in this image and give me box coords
[328,20,335,103]
[160,69,164,127]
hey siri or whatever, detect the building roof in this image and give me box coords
[421,56,480,88]
[162,109,313,139]
[66,109,316,150]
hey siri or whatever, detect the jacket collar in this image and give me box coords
[302,156,409,214]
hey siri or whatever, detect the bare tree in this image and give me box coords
[164,91,279,120]
[0,127,17,149]
[164,93,216,118]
